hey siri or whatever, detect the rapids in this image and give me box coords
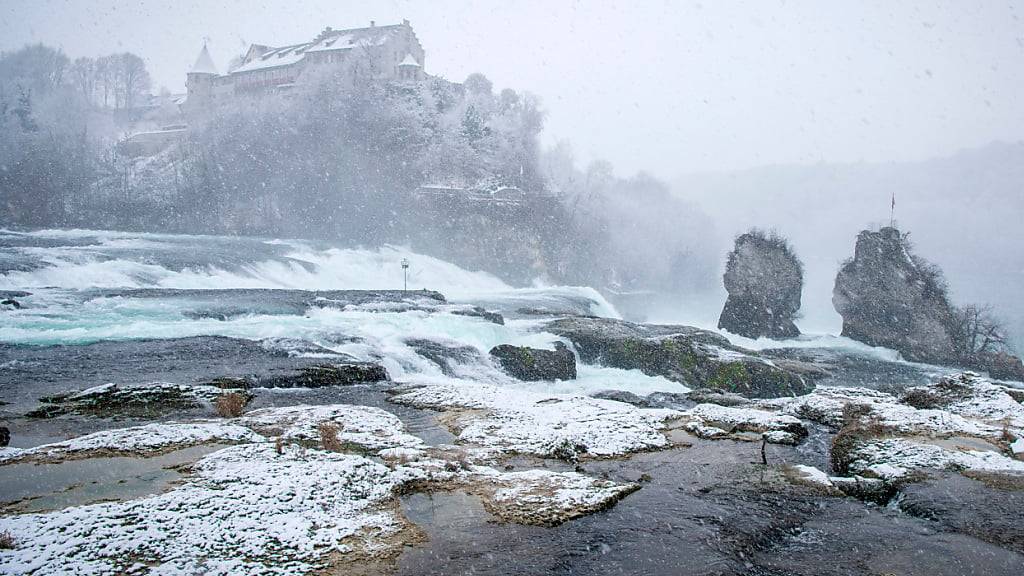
[0,228,683,397]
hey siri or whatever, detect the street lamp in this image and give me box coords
[400,258,409,292]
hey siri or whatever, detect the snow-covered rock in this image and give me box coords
[0,396,652,574]
[900,372,1024,433]
[389,382,682,458]
[684,403,807,444]
[758,386,898,428]
[0,443,405,575]
[239,404,425,454]
[479,468,639,526]
[784,464,838,493]
[0,422,262,465]
[26,382,251,418]
[845,438,1024,481]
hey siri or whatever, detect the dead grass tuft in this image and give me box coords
[963,470,1024,491]
[1000,417,1015,444]
[214,392,248,418]
[438,447,473,471]
[830,403,892,476]
[318,422,344,452]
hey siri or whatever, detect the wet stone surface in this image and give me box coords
[0,444,224,513]
[393,435,1024,576]
[897,472,1024,555]
[0,336,388,414]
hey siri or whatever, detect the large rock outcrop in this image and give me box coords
[833,227,959,363]
[718,231,803,339]
[545,316,818,398]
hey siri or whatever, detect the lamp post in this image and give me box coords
[401,258,409,292]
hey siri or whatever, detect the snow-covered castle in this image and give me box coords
[185,20,425,110]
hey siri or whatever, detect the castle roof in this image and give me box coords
[229,22,408,75]
[189,44,218,75]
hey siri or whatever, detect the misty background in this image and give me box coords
[1,0,1022,348]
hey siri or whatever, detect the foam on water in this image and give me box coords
[519,365,690,396]
[723,332,904,362]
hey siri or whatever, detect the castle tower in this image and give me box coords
[398,53,422,81]
[185,44,219,111]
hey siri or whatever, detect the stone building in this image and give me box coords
[185,20,425,111]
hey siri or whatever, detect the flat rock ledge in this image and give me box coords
[0,402,642,574]
[756,372,1024,491]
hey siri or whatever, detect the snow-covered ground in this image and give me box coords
[0,401,643,574]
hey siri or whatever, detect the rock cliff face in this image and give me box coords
[718,231,803,339]
[833,227,958,363]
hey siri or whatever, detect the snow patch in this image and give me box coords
[390,382,682,458]
[0,422,261,465]
[0,443,404,575]
[848,438,1024,480]
[684,403,806,444]
[240,404,424,453]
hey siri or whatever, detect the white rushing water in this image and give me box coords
[0,229,685,396]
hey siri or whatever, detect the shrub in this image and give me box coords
[0,530,15,549]
[318,422,344,452]
[214,392,247,418]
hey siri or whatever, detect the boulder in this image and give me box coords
[718,231,803,339]
[0,291,25,309]
[407,338,486,376]
[590,390,653,407]
[833,227,959,363]
[988,351,1024,383]
[0,290,29,311]
[489,342,577,381]
[545,316,816,398]
[254,363,389,388]
[451,306,505,325]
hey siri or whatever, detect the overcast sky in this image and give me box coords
[2,0,1023,176]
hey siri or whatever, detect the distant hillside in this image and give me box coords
[675,141,1024,350]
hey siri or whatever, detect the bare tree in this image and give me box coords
[950,303,1009,360]
[0,43,68,98]
[95,55,115,108]
[69,57,97,104]
[117,52,151,109]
